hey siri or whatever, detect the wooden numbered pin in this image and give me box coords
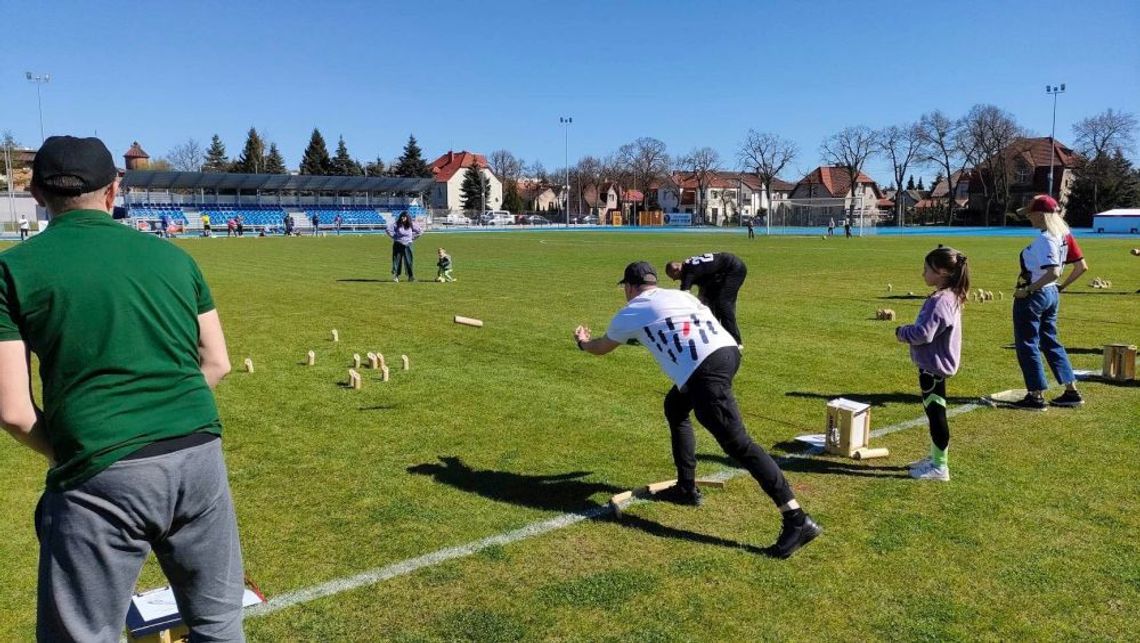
[244,358,254,373]
[367,352,378,369]
[381,366,390,382]
[306,350,316,366]
[353,353,361,369]
[331,329,339,342]
[349,368,362,389]
[401,354,409,370]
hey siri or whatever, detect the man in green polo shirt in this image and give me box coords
[0,136,245,642]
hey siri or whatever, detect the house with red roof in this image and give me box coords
[428,150,503,212]
[966,137,1078,217]
[656,171,794,225]
[789,166,883,220]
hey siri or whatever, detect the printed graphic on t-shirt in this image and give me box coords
[640,312,723,364]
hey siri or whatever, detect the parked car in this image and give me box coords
[441,213,472,225]
[524,214,550,225]
[574,214,599,225]
[479,210,514,225]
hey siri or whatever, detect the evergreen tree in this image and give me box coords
[502,180,524,213]
[1066,151,1139,227]
[264,143,287,174]
[917,176,925,190]
[364,156,385,176]
[931,172,943,191]
[330,136,363,175]
[234,127,266,173]
[300,128,333,175]
[906,175,915,190]
[460,164,490,211]
[393,134,432,178]
[202,134,230,173]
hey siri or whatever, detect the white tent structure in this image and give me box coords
[1091,209,1140,234]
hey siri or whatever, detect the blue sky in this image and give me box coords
[2,0,1137,186]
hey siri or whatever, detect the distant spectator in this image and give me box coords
[284,213,294,236]
[159,213,171,239]
[226,217,236,237]
[200,213,212,237]
[386,211,422,282]
[843,217,852,238]
[828,217,835,237]
[746,217,755,239]
[18,215,30,241]
[334,213,344,235]
[236,215,244,237]
[311,211,321,236]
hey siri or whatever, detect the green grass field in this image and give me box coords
[1,231,1138,641]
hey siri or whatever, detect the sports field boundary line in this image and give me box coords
[247,402,983,618]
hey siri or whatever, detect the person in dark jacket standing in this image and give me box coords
[665,252,748,346]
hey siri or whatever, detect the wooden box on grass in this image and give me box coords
[825,398,871,457]
[1102,344,1136,382]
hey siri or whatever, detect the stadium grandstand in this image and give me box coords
[120,171,433,235]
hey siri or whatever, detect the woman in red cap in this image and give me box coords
[1009,195,1083,410]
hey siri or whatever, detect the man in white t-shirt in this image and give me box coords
[574,261,821,559]
[18,215,30,241]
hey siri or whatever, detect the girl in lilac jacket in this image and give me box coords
[895,246,969,481]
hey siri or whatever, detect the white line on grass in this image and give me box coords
[248,403,983,618]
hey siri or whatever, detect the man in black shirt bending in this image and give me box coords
[665,252,747,346]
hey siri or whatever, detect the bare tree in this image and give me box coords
[878,123,925,226]
[820,126,880,223]
[527,160,549,184]
[917,111,975,225]
[1072,109,1138,214]
[489,149,525,185]
[616,137,670,215]
[737,130,797,222]
[1073,108,1137,159]
[962,104,1027,225]
[167,138,205,172]
[677,147,721,224]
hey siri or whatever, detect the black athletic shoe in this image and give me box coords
[1050,390,1084,408]
[769,514,822,559]
[1009,394,1047,411]
[654,485,703,506]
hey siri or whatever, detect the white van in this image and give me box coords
[479,210,514,226]
[441,213,473,225]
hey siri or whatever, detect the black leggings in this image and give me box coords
[919,370,950,450]
[664,347,794,507]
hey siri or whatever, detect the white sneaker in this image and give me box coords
[392,276,399,283]
[909,461,950,481]
[907,456,932,470]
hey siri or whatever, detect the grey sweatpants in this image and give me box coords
[35,438,245,643]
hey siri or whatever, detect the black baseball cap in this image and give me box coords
[618,261,658,286]
[32,136,118,196]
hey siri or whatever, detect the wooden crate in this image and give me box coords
[825,398,872,457]
[1102,344,1137,381]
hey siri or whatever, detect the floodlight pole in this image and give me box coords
[560,116,571,227]
[4,144,16,232]
[1046,83,1065,198]
[25,72,51,144]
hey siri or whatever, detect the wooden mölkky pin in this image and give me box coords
[349,368,362,389]
[243,358,254,373]
[331,329,339,342]
[454,315,484,328]
[353,353,361,369]
[401,354,409,370]
[367,352,379,369]
[306,350,316,366]
[381,366,390,382]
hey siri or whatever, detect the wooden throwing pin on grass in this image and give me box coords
[243,358,254,373]
[367,352,378,369]
[348,369,362,390]
[306,351,316,366]
[331,329,339,342]
[454,315,484,328]
[401,354,410,370]
[381,365,390,382]
[353,353,361,370]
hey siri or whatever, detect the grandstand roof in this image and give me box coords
[121,171,434,193]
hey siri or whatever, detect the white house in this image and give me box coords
[789,166,883,219]
[656,172,795,225]
[428,150,503,212]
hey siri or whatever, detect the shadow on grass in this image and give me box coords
[1000,344,1103,355]
[1059,291,1136,296]
[785,391,975,406]
[878,294,927,300]
[359,404,397,411]
[779,457,911,479]
[406,456,766,555]
[336,278,387,283]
